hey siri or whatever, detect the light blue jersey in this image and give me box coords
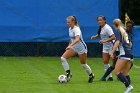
[100,24,114,54]
[69,26,87,54]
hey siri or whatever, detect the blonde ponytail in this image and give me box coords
[113,19,127,42]
[119,27,127,41]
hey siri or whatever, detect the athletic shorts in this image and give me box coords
[102,44,113,55]
[103,48,112,55]
[71,44,87,55]
[118,54,133,62]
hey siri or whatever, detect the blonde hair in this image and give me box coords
[66,16,79,27]
[113,19,127,41]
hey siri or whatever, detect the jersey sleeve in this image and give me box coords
[74,27,81,36]
[107,27,114,36]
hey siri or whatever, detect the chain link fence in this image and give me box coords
[0,42,102,57]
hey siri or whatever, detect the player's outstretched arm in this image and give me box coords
[91,34,100,39]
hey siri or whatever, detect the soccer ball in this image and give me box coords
[58,75,67,83]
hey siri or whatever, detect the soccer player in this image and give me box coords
[60,16,95,83]
[91,15,115,81]
[111,19,133,93]
[126,21,134,48]
[97,21,134,81]
[99,46,119,81]
[124,20,134,84]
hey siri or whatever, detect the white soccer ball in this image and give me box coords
[58,75,67,83]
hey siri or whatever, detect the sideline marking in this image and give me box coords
[133,64,140,69]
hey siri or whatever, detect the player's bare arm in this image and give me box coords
[99,34,115,44]
[66,35,80,50]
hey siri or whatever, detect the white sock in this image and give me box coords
[104,64,112,77]
[61,57,69,71]
[81,64,93,75]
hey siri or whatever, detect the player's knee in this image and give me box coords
[61,56,66,62]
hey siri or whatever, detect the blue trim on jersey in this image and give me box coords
[80,39,87,49]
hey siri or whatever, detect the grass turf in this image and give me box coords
[0,57,139,93]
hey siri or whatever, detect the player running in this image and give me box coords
[91,15,115,81]
[60,16,95,83]
[99,20,134,82]
[111,19,133,93]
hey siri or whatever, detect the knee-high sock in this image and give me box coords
[81,64,93,76]
[117,73,129,88]
[61,57,69,71]
[126,75,131,84]
[102,66,114,79]
[104,64,112,77]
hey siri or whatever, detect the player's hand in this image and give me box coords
[91,36,96,39]
[111,52,114,59]
[66,45,71,50]
[99,40,107,44]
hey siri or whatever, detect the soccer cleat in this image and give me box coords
[66,73,72,81]
[124,85,133,93]
[107,77,113,81]
[88,75,95,83]
[100,77,106,81]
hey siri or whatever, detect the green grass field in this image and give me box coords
[0,57,139,93]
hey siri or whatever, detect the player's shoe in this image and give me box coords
[107,77,113,81]
[124,85,133,93]
[100,77,106,81]
[66,73,72,81]
[88,74,95,83]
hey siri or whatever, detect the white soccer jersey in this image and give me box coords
[69,26,87,54]
[100,24,114,50]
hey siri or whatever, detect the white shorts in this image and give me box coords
[103,48,112,55]
[102,44,113,55]
[71,44,87,55]
[118,55,133,62]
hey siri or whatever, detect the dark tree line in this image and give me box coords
[119,0,140,25]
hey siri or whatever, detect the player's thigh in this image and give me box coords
[102,52,110,64]
[62,48,77,59]
[122,61,132,76]
[114,59,127,75]
[79,53,87,64]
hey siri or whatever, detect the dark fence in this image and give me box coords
[0,42,102,57]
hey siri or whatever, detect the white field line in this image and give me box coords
[133,64,140,69]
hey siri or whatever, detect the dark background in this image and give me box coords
[119,0,140,25]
